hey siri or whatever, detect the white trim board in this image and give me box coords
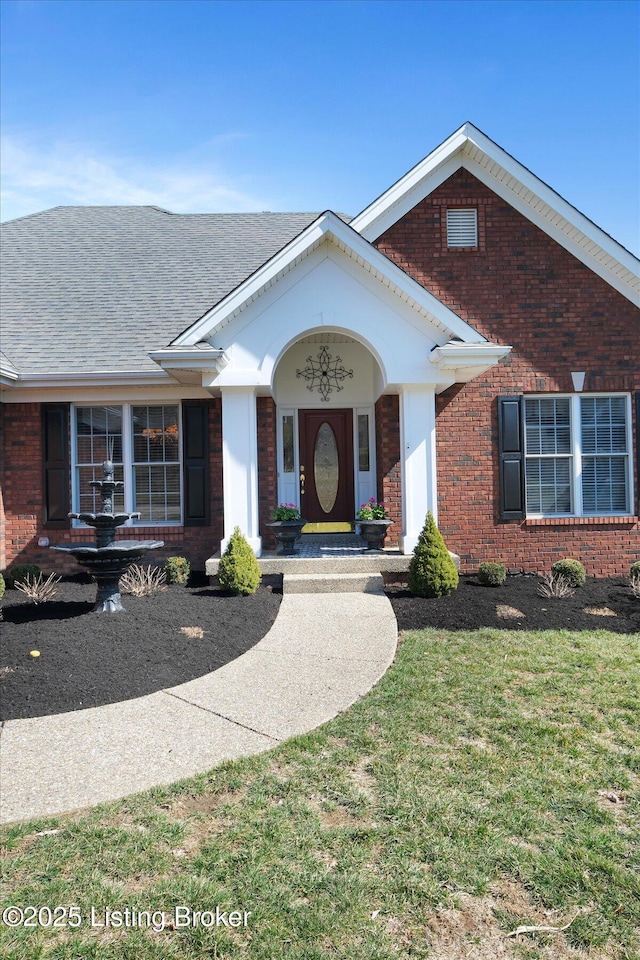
[351,123,640,308]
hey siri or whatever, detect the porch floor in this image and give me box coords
[206,533,413,576]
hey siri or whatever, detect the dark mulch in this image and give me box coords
[0,578,281,721]
[387,575,640,635]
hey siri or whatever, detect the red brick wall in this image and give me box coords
[1,400,224,574]
[375,168,640,576]
[257,396,277,550]
[375,395,401,545]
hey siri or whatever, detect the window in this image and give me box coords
[446,208,478,247]
[524,395,632,517]
[74,404,182,523]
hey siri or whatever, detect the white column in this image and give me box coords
[399,384,437,554]
[220,387,262,556]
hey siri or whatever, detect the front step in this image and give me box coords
[283,572,384,595]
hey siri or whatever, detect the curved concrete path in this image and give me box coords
[0,589,397,824]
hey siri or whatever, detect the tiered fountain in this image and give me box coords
[52,455,164,612]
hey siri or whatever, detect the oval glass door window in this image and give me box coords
[314,422,339,513]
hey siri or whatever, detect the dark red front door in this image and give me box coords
[299,409,354,523]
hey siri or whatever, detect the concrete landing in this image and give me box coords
[0,588,397,824]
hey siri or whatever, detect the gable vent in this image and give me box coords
[446,208,478,247]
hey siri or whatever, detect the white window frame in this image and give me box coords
[71,402,183,527]
[524,393,633,518]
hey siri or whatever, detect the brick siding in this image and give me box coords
[375,168,639,576]
[375,395,401,545]
[1,400,224,574]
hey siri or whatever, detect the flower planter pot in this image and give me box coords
[357,518,393,551]
[267,520,306,555]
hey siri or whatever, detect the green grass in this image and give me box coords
[2,627,639,959]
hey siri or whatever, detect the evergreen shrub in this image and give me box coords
[6,564,42,588]
[218,527,261,596]
[551,558,586,588]
[165,556,191,585]
[407,512,459,598]
[477,562,506,587]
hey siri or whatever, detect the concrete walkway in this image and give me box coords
[0,588,397,824]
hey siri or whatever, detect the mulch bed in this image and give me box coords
[387,575,639,635]
[0,578,281,721]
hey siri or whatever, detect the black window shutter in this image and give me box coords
[498,395,525,520]
[636,392,640,516]
[182,401,210,526]
[42,404,70,526]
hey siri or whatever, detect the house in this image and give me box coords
[1,123,638,577]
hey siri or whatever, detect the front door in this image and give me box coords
[298,409,354,523]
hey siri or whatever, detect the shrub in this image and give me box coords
[14,571,61,604]
[477,562,506,587]
[551,558,586,588]
[6,564,42,589]
[407,512,459,599]
[630,560,640,579]
[538,573,575,599]
[630,566,640,600]
[0,573,4,602]
[120,564,167,596]
[164,556,191,585]
[218,527,261,596]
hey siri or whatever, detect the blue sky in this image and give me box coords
[1,0,639,254]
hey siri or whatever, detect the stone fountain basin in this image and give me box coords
[53,541,163,557]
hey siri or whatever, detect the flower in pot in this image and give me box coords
[356,498,392,551]
[267,504,306,555]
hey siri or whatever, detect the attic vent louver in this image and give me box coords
[446,208,478,247]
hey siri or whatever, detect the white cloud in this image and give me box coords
[0,135,270,221]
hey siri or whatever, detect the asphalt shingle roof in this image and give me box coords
[0,206,324,376]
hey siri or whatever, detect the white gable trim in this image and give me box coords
[170,211,487,348]
[351,123,640,307]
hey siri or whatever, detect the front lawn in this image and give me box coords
[2,625,639,959]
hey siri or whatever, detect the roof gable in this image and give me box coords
[171,211,486,349]
[350,123,640,307]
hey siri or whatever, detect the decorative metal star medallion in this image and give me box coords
[296,345,354,402]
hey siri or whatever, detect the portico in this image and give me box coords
[150,212,510,556]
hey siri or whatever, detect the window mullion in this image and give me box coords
[122,402,134,522]
[572,394,582,516]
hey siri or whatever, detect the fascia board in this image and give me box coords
[351,121,640,306]
[350,127,469,238]
[3,370,173,390]
[172,210,485,348]
[461,154,640,306]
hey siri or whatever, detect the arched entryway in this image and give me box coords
[271,332,384,530]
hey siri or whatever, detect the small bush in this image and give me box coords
[477,562,506,587]
[6,564,42,589]
[14,571,61,604]
[120,564,167,597]
[165,556,191,585]
[218,527,261,596]
[551,558,586,588]
[538,573,575,599]
[407,512,459,599]
[630,560,640,579]
[630,568,640,600]
[0,573,5,602]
